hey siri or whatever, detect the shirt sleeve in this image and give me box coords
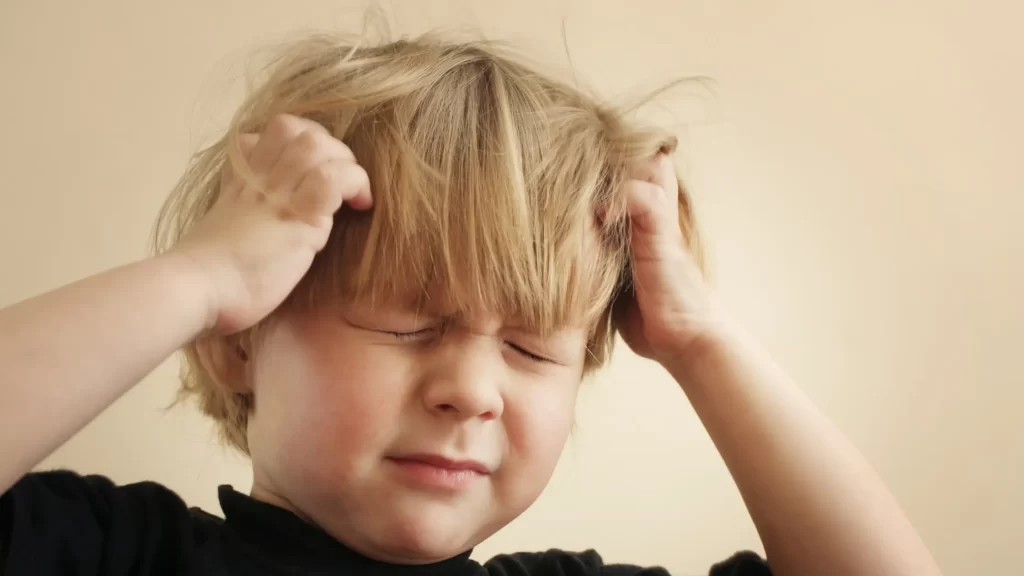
[483,548,770,576]
[0,470,195,576]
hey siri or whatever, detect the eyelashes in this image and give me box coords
[505,342,550,363]
[383,329,553,363]
[386,328,436,342]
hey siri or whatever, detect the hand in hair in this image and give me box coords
[612,153,727,366]
[171,114,373,335]
[0,113,373,492]
[616,156,943,575]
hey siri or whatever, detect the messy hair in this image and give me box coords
[153,31,704,454]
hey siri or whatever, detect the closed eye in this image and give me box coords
[384,329,553,363]
[384,328,438,341]
[506,342,553,363]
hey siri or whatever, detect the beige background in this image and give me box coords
[1,1,1021,574]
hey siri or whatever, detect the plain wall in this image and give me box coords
[1,1,1021,574]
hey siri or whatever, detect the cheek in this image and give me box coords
[249,325,414,475]
[502,378,579,487]
[305,348,405,452]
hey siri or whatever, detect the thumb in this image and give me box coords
[622,179,681,237]
[623,153,683,238]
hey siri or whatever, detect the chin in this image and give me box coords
[370,505,483,563]
[384,536,467,564]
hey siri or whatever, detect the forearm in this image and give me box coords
[667,328,941,576]
[0,254,211,494]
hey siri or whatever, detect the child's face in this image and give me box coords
[243,303,587,564]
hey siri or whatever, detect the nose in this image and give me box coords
[420,336,505,421]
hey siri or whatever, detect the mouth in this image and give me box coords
[386,454,491,491]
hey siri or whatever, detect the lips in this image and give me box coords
[389,453,490,475]
[386,453,491,491]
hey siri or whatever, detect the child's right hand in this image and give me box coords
[168,114,372,335]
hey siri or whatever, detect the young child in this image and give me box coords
[0,33,941,576]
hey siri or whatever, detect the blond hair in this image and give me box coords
[154,32,704,454]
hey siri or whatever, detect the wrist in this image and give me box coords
[152,250,221,334]
[661,322,748,391]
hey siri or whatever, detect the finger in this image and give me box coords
[247,114,330,182]
[236,132,260,160]
[622,179,682,237]
[292,158,372,219]
[266,130,356,194]
[598,153,679,225]
[219,133,260,197]
[630,152,679,197]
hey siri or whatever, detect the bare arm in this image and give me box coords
[666,329,942,576]
[0,114,372,496]
[614,152,941,575]
[0,254,210,494]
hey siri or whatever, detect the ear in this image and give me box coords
[195,335,252,395]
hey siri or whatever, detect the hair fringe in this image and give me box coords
[153,30,704,456]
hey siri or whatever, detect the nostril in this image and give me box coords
[438,403,457,413]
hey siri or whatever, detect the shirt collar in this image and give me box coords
[218,485,480,575]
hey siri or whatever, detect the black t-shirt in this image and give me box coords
[1,470,770,575]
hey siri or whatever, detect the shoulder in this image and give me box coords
[2,468,207,537]
[1,470,219,575]
[5,468,188,511]
[481,549,771,576]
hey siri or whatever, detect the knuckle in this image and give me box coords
[625,179,657,202]
[299,160,367,203]
[306,119,330,135]
[237,133,259,149]
[265,114,304,141]
[653,152,674,172]
[630,154,678,194]
[292,169,335,215]
[349,163,369,188]
[291,129,322,156]
[334,139,357,161]
[305,162,337,191]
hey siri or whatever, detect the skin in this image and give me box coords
[0,113,943,575]
[238,308,587,563]
[616,157,943,576]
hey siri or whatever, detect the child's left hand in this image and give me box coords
[612,153,731,368]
